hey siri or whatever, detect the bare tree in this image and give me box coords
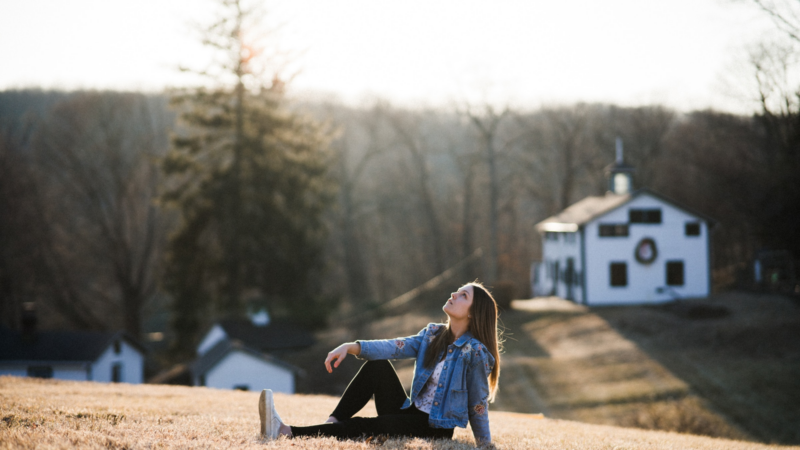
[461,104,512,283]
[750,0,800,42]
[326,102,389,307]
[33,92,170,338]
[383,107,449,275]
[0,122,44,329]
[515,105,603,215]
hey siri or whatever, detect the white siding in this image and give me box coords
[53,365,90,381]
[584,193,710,305]
[203,350,294,393]
[538,231,584,303]
[92,339,144,384]
[197,325,227,356]
[0,366,27,377]
[0,364,88,380]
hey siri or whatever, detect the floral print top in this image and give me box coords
[413,358,445,413]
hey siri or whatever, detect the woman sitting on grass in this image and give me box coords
[259,281,502,446]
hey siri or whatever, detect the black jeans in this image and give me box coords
[290,360,454,441]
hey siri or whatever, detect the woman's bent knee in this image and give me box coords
[361,359,393,375]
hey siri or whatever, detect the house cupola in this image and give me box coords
[605,137,635,195]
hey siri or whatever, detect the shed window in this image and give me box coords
[629,208,662,224]
[545,232,558,241]
[610,262,628,287]
[27,366,53,379]
[685,222,701,236]
[599,224,629,237]
[565,232,576,243]
[114,340,121,354]
[666,261,685,286]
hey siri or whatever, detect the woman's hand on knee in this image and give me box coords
[324,342,361,373]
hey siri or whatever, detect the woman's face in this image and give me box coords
[443,285,474,320]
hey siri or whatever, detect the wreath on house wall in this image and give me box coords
[635,238,658,264]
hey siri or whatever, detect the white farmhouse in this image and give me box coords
[0,326,145,383]
[533,140,715,305]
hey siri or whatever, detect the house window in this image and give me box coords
[112,363,123,383]
[114,340,121,354]
[545,232,559,241]
[565,258,574,285]
[27,366,53,378]
[554,261,560,282]
[599,224,629,237]
[685,222,701,236]
[565,232,576,243]
[610,262,627,287]
[629,208,662,224]
[666,261,685,286]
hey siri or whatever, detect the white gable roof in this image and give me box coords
[197,324,227,356]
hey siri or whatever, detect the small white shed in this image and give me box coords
[191,339,300,393]
[190,317,312,392]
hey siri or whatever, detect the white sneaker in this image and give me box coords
[258,389,283,439]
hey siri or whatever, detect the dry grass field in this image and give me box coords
[2,376,797,450]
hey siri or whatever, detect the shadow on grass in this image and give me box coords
[593,292,800,445]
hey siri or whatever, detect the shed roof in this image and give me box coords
[0,327,145,363]
[191,338,302,377]
[215,318,315,352]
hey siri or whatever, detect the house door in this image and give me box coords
[565,258,575,301]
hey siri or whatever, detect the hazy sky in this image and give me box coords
[0,0,777,113]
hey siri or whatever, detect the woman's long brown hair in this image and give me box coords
[424,282,502,402]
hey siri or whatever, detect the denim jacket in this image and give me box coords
[356,323,495,444]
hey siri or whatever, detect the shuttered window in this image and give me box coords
[629,209,662,224]
[685,222,700,236]
[599,224,629,237]
[610,262,628,287]
[666,261,685,286]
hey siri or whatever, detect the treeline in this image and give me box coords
[1,89,798,358]
[1,91,172,338]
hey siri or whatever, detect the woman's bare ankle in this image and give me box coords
[325,416,338,423]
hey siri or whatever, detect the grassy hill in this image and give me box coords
[287,291,799,445]
[1,376,796,449]
[494,292,800,445]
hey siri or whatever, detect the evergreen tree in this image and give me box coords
[161,0,335,357]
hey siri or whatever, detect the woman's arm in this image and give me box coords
[323,324,437,372]
[324,342,361,373]
[355,325,430,361]
[466,345,495,445]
